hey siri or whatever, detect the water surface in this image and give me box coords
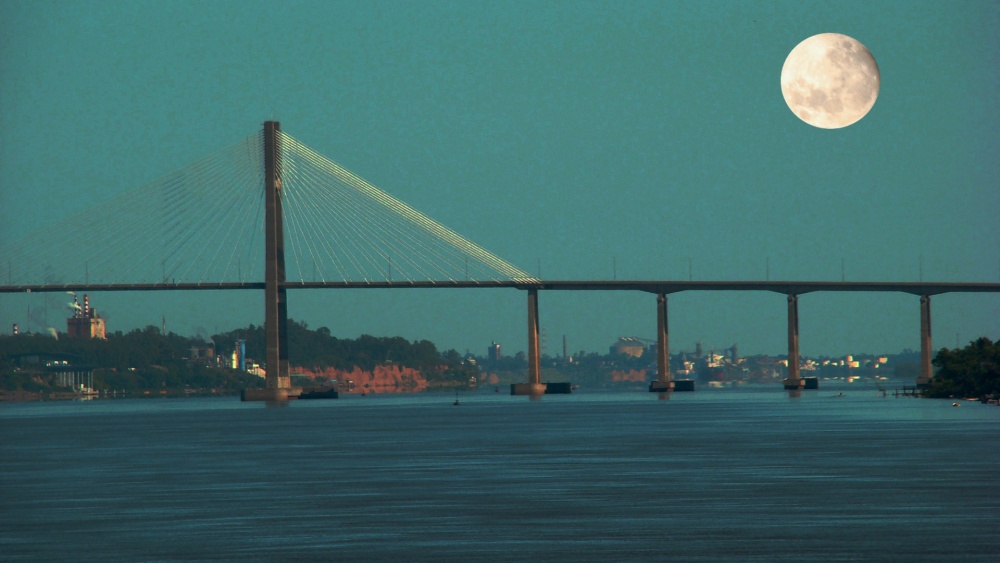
[2,387,997,561]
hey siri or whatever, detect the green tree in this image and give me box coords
[925,337,1000,398]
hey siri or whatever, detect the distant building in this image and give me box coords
[66,294,106,340]
[189,342,218,365]
[488,341,501,362]
[610,337,645,358]
[231,340,247,371]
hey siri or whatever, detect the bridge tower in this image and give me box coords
[242,121,297,401]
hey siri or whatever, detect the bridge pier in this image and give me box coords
[511,288,547,396]
[649,293,675,393]
[916,295,933,388]
[783,294,804,390]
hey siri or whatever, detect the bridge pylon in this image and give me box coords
[242,121,299,402]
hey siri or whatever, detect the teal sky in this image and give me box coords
[2,0,998,358]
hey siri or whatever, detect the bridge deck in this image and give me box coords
[3,280,999,296]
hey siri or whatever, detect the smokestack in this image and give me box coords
[12,323,18,335]
[84,295,90,318]
[563,335,567,359]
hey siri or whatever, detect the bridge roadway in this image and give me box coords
[3,280,999,295]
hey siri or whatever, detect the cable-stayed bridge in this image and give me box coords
[2,127,535,288]
[2,122,998,399]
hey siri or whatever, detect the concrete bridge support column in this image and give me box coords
[512,288,546,396]
[783,294,804,390]
[649,293,674,392]
[916,295,933,388]
[243,121,299,402]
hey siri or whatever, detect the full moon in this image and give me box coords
[781,33,880,129]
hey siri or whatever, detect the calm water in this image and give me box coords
[2,386,998,561]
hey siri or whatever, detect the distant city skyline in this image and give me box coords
[1,1,997,357]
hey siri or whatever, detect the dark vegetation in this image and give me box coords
[924,337,1000,398]
[213,320,476,384]
[214,320,455,373]
[0,320,475,397]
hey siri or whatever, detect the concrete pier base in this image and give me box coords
[673,379,696,392]
[543,382,573,394]
[511,383,547,396]
[241,387,302,402]
[802,377,819,390]
[783,377,804,390]
[648,380,675,393]
[298,387,340,400]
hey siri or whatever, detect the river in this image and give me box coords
[2,385,997,561]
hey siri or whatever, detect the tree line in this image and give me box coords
[0,320,476,394]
